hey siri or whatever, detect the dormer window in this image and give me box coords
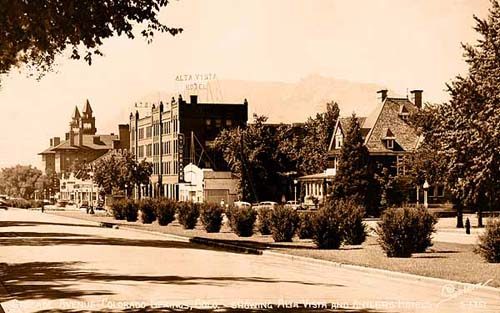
[335,134,343,148]
[383,128,396,150]
[399,104,410,121]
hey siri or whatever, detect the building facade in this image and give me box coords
[39,100,130,177]
[299,89,431,206]
[179,163,239,204]
[129,95,248,200]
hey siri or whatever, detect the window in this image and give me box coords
[215,119,222,127]
[225,120,232,127]
[206,119,212,126]
[386,139,394,149]
[396,155,406,176]
[335,134,343,148]
[146,126,152,138]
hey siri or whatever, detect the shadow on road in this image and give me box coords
[31,306,382,313]
[0,220,102,228]
[1,261,344,303]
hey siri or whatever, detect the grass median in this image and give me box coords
[50,210,499,287]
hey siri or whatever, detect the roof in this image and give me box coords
[364,98,419,153]
[329,97,420,155]
[72,106,81,119]
[298,172,336,181]
[39,134,119,155]
[83,99,93,115]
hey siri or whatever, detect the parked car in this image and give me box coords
[79,201,89,210]
[254,201,278,210]
[234,201,252,209]
[0,199,8,210]
[285,200,303,210]
[56,200,68,208]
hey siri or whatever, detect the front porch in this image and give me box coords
[298,169,335,208]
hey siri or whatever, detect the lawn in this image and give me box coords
[50,210,499,288]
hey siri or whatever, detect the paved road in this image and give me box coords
[0,209,498,313]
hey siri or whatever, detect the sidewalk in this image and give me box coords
[47,209,500,288]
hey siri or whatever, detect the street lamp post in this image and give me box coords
[423,180,430,209]
[125,184,128,198]
[293,179,298,203]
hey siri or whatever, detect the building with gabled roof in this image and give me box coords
[299,89,425,206]
[328,89,422,176]
[39,100,130,177]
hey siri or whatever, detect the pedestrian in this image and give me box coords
[465,217,471,235]
[41,203,44,213]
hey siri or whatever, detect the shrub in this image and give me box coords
[154,198,176,226]
[200,202,224,232]
[475,218,500,263]
[226,205,257,237]
[30,200,44,208]
[177,201,200,229]
[6,198,32,209]
[270,205,299,242]
[123,199,138,222]
[337,199,367,245]
[311,201,344,249]
[139,199,156,224]
[376,207,437,257]
[414,209,438,253]
[297,212,315,239]
[257,207,273,235]
[110,198,127,220]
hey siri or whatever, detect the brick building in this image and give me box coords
[300,90,432,205]
[129,95,248,200]
[39,100,130,177]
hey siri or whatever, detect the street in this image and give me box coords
[0,209,498,313]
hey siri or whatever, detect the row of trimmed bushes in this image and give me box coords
[110,198,368,248]
[110,198,498,261]
[4,198,43,209]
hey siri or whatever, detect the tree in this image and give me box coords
[279,101,340,175]
[92,150,152,196]
[332,114,377,214]
[424,1,500,226]
[0,165,43,199]
[214,114,284,202]
[0,0,182,81]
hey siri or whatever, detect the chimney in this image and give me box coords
[53,137,60,146]
[190,95,198,105]
[50,138,53,147]
[69,130,75,146]
[118,124,130,150]
[377,89,388,102]
[410,90,423,109]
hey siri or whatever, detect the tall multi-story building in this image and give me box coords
[130,95,248,200]
[39,100,130,177]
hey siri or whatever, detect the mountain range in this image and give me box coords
[139,74,395,123]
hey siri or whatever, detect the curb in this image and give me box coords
[262,251,500,296]
[190,237,262,255]
[49,211,499,296]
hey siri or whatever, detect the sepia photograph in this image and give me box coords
[0,0,498,312]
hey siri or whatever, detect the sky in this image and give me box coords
[0,0,491,169]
